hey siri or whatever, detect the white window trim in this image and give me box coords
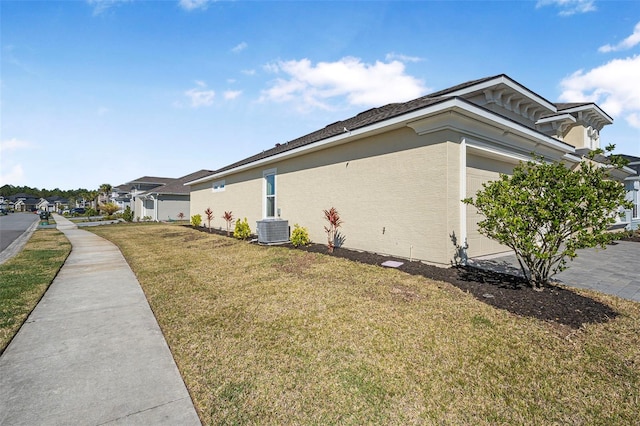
[263,168,277,218]
[212,180,226,192]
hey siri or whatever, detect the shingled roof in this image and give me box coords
[143,170,214,195]
[193,74,576,182]
[215,96,450,174]
[126,176,174,186]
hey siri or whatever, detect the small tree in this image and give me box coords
[323,207,343,253]
[99,202,120,216]
[463,148,630,290]
[191,214,202,227]
[222,211,234,236]
[122,206,134,222]
[204,208,214,232]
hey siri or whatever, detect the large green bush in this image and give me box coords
[463,147,630,290]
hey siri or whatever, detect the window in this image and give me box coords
[263,169,276,218]
[633,188,639,219]
[212,180,225,192]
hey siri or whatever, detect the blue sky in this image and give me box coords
[2,0,639,190]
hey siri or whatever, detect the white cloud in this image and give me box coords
[178,0,211,11]
[0,139,31,186]
[185,87,215,108]
[0,164,25,186]
[87,0,131,16]
[260,57,428,111]
[224,90,242,100]
[599,21,640,53]
[626,113,640,128]
[241,69,256,76]
[536,0,596,16]
[0,138,33,153]
[385,52,423,63]
[559,55,640,128]
[232,42,248,53]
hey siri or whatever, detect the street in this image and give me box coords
[0,212,39,253]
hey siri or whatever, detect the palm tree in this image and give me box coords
[99,183,112,205]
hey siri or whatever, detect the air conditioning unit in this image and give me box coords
[256,219,289,244]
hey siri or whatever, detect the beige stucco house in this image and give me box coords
[187,74,624,266]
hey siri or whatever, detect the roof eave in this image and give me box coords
[188,97,574,186]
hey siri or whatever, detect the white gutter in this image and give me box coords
[186,97,575,186]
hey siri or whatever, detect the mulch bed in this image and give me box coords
[189,226,620,329]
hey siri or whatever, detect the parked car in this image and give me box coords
[71,207,86,215]
[0,208,7,215]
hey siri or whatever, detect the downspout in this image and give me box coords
[459,137,468,265]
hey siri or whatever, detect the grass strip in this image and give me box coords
[90,223,640,425]
[0,229,71,353]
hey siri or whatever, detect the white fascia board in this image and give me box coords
[445,99,575,154]
[444,75,557,112]
[563,153,583,164]
[535,113,576,125]
[558,104,614,124]
[465,142,533,165]
[187,98,573,186]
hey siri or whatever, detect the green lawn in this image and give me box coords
[0,229,71,353]
[89,223,640,425]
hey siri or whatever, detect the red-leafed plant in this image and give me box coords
[177,212,185,221]
[222,211,234,236]
[204,208,214,232]
[323,207,343,253]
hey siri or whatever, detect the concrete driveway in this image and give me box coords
[470,240,640,302]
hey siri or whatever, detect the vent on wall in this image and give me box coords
[256,219,289,244]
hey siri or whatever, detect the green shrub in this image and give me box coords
[122,206,134,222]
[233,217,251,240]
[291,223,310,247]
[191,214,202,227]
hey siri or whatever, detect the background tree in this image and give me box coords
[99,183,112,205]
[463,147,630,290]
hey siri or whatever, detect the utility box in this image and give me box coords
[256,219,289,244]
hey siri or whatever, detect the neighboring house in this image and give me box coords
[136,170,213,221]
[123,176,174,219]
[186,74,633,266]
[36,196,68,213]
[111,185,133,212]
[620,155,640,230]
[11,194,39,212]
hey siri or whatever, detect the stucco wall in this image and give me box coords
[465,153,514,258]
[191,127,463,265]
[158,195,189,221]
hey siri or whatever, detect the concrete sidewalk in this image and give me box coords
[0,214,201,425]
